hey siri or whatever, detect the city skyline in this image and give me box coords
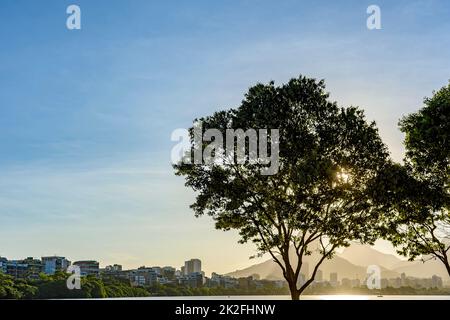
[0,242,407,277]
[1,1,450,275]
[2,243,449,285]
[1,253,446,292]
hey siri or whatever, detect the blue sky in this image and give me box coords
[0,0,449,274]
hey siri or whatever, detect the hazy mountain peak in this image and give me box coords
[226,244,449,281]
[338,244,406,270]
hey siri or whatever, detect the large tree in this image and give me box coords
[380,83,450,276]
[174,76,390,299]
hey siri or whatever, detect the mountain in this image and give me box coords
[226,244,448,281]
[338,244,449,279]
[227,244,399,281]
[337,244,410,270]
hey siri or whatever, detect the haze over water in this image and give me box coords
[104,295,450,300]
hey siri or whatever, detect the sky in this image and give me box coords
[0,0,449,276]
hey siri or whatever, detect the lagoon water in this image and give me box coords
[107,295,450,300]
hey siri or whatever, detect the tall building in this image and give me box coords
[315,270,323,282]
[297,273,306,287]
[351,278,361,288]
[131,267,157,286]
[4,257,42,279]
[401,272,407,287]
[238,276,256,290]
[101,264,129,280]
[105,264,122,272]
[209,273,238,288]
[184,259,201,275]
[22,257,43,279]
[42,256,70,275]
[302,262,309,279]
[389,277,401,288]
[5,260,28,278]
[151,266,162,275]
[162,266,176,280]
[0,257,7,273]
[73,260,100,276]
[341,278,351,287]
[330,272,338,287]
[431,275,443,289]
[179,272,204,288]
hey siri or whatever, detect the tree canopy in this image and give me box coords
[378,83,450,275]
[174,76,391,299]
[400,82,450,189]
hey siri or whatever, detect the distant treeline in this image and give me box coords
[0,272,148,299]
[0,271,289,299]
[1,272,449,299]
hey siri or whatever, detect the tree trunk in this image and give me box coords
[280,248,301,300]
[288,282,300,300]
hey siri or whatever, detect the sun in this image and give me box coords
[336,169,351,184]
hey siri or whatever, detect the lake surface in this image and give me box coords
[105,295,450,300]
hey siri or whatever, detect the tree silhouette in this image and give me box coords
[174,76,390,299]
[379,83,450,276]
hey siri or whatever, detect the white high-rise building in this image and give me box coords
[330,272,338,286]
[301,262,309,279]
[315,269,323,282]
